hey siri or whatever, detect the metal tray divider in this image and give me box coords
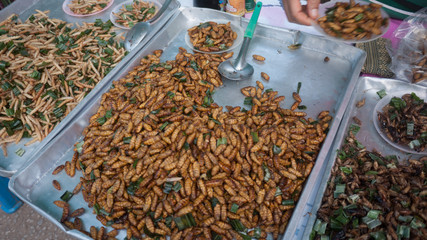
[300,83,362,239]
[282,56,366,240]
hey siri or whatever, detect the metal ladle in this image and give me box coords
[218,2,262,81]
[124,0,172,51]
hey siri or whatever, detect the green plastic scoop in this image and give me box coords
[218,1,262,80]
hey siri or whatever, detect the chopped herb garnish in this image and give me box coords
[334,184,346,198]
[243,97,253,106]
[282,199,295,206]
[376,89,386,99]
[60,191,74,202]
[297,82,302,94]
[230,203,239,213]
[160,122,169,131]
[123,136,132,144]
[251,131,259,143]
[15,148,25,157]
[340,166,352,174]
[216,137,227,146]
[389,97,406,111]
[262,163,271,181]
[75,141,84,154]
[349,124,360,135]
[174,213,197,230]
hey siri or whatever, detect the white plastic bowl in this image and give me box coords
[185,20,244,54]
[62,0,115,17]
[373,90,427,154]
[110,0,161,30]
[313,0,390,43]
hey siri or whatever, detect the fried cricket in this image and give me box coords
[312,131,427,239]
[377,92,427,152]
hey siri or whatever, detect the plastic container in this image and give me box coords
[0,176,23,214]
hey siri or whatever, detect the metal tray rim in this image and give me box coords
[10,7,367,240]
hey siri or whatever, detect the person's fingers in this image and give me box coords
[307,0,320,20]
[286,0,313,25]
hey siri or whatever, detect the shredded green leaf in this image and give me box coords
[376,89,386,99]
[60,191,74,202]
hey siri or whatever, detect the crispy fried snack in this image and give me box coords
[113,0,157,28]
[314,132,427,239]
[188,22,237,52]
[317,0,388,40]
[62,48,332,239]
[68,0,111,15]
[0,11,126,155]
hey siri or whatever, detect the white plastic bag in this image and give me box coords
[389,8,427,84]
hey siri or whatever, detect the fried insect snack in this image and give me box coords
[377,93,426,152]
[312,132,427,239]
[253,54,265,62]
[68,0,111,15]
[188,22,238,52]
[113,0,157,28]
[63,47,332,239]
[0,11,126,154]
[317,0,388,40]
[413,56,427,83]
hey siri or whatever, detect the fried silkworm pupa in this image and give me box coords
[261,72,270,81]
[253,54,266,61]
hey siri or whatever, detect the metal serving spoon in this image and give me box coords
[218,1,262,81]
[124,0,172,51]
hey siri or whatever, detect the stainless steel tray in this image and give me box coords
[10,7,366,239]
[0,0,180,177]
[298,76,427,239]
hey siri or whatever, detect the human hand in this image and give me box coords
[282,0,320,26]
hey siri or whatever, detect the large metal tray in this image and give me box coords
[0,0,180,177]
[9,7,366,240]
[298,76,427,239]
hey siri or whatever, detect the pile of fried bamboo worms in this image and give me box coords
[54,47,333,239]
[68,0,111,15]
[0,11,127,156]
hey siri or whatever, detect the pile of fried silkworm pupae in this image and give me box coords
[53,47,333,240]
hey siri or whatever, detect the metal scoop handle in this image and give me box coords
[149,0,172,23]
[234,2,262,70]
[244,2,263,39]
